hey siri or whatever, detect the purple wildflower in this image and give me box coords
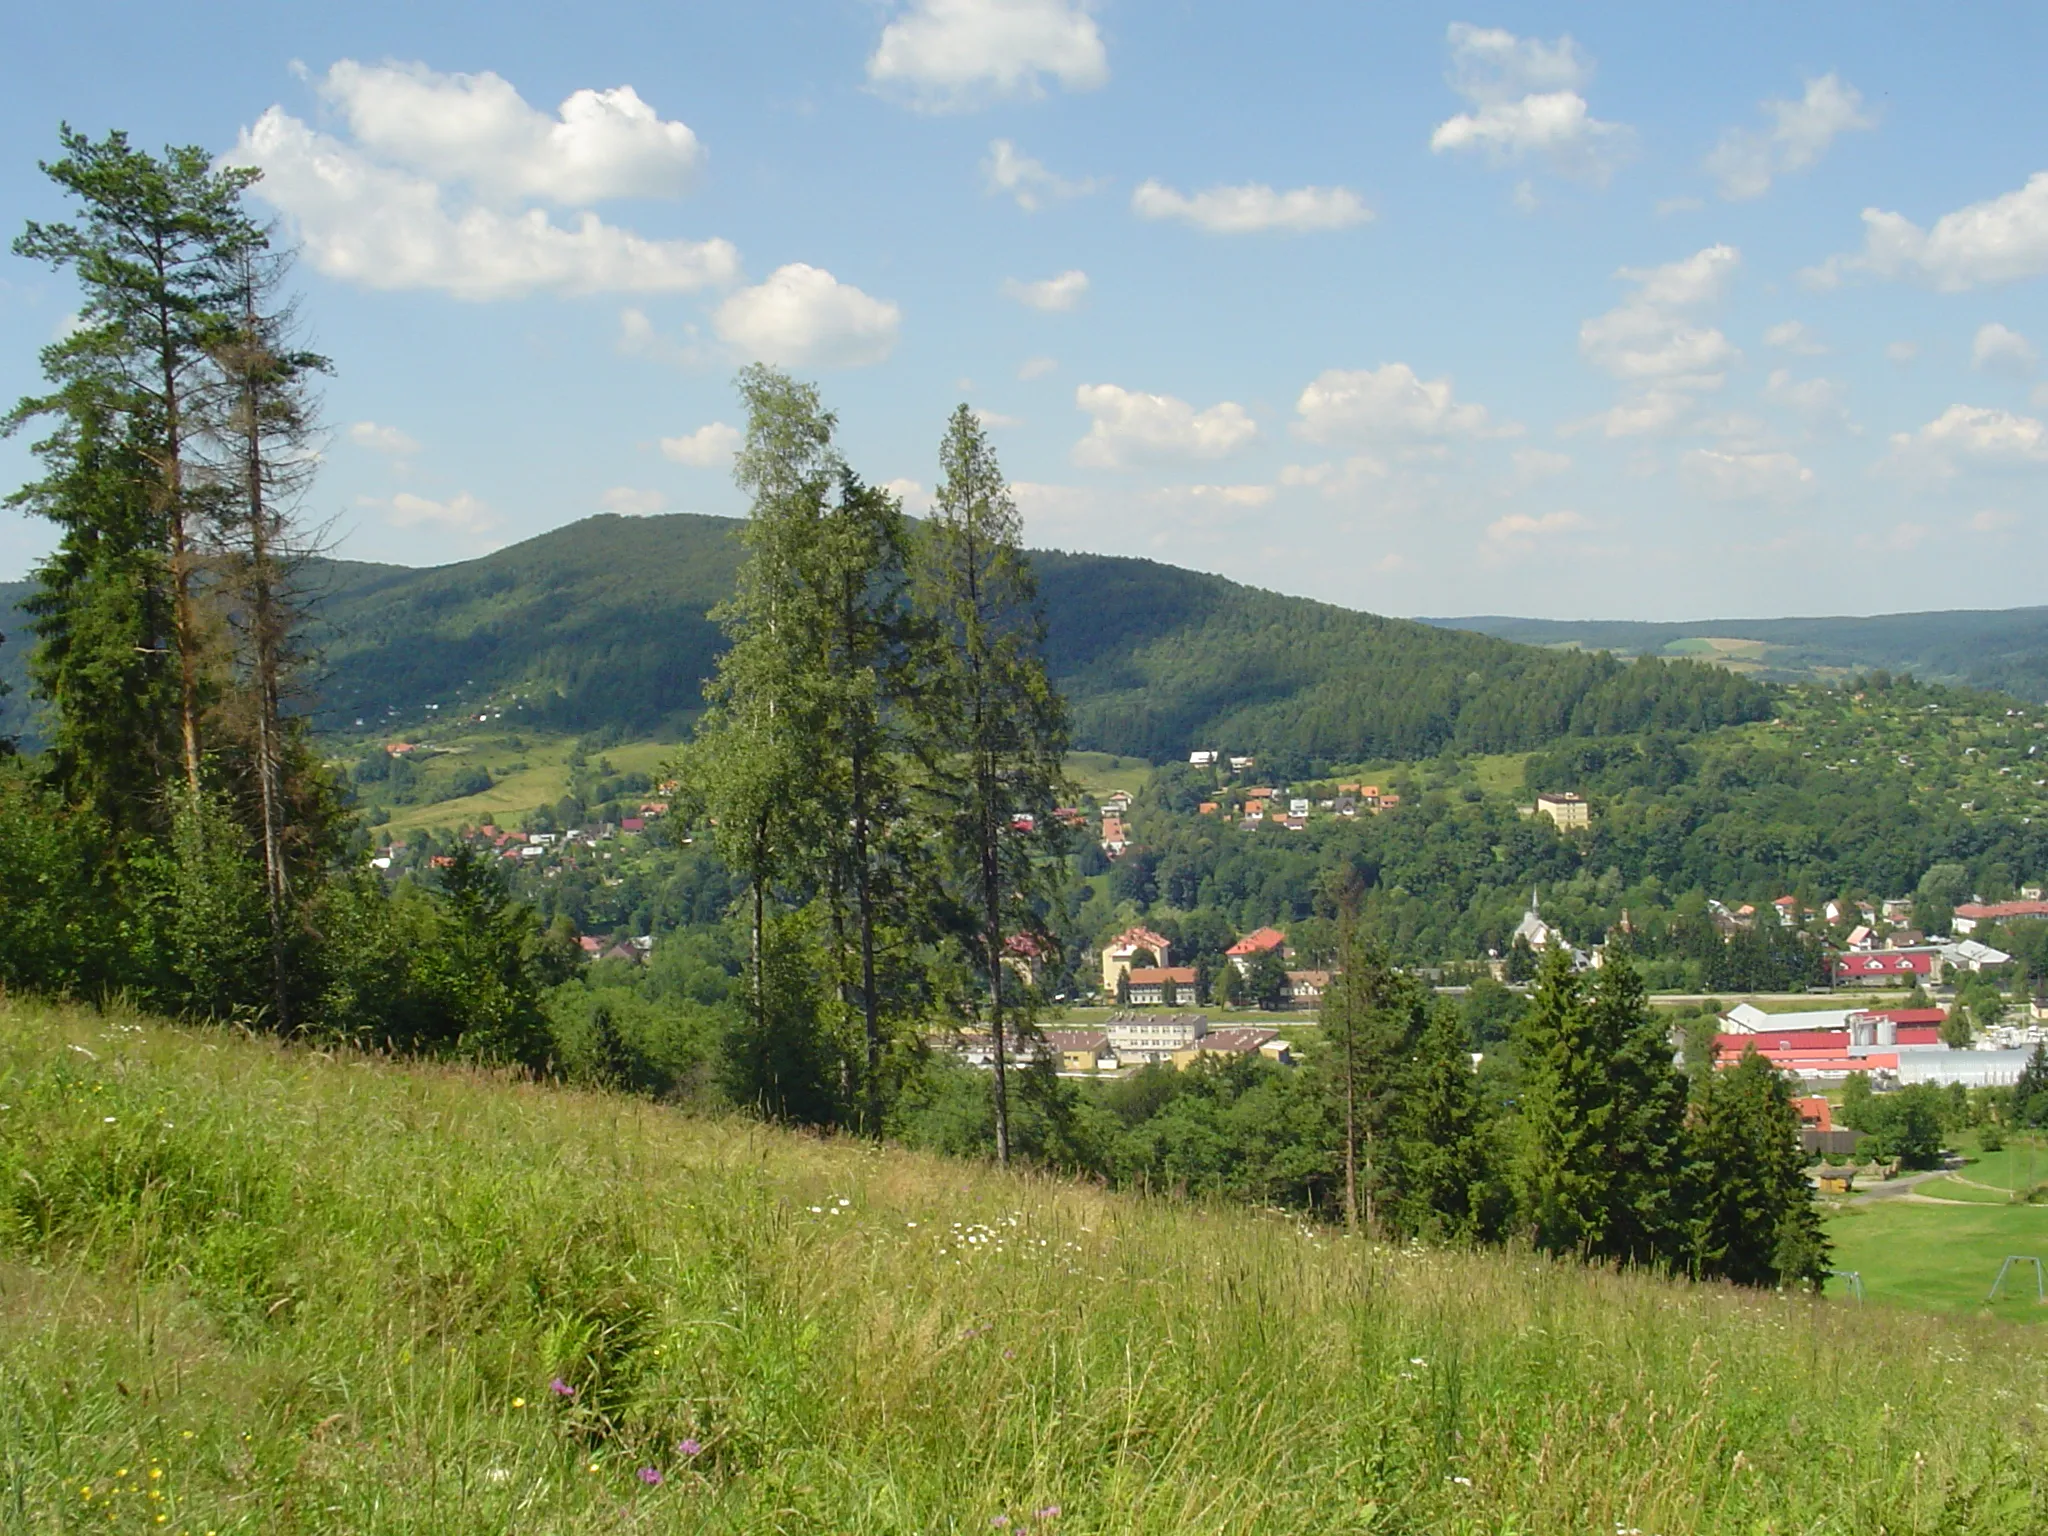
[550,1377,576,1398]
[991,1519,1009,1529]
[677,1438,703,1458]
[1036,1508,1062,1521]
[637,1467,663,1486]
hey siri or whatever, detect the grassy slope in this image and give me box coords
[3,1001,2045,1535]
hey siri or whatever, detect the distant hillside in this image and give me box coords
[1431,609,2048,701]
[303,514,1771,768]
[7,516,1773,766]
[0,579,31,743]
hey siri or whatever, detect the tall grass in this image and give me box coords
[1,997,2043,1534]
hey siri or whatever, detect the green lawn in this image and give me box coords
[1824,1198,2048,1321]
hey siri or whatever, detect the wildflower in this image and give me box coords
[677,1438,703,1457]
[638,1467,664,1486]
[551,1378,576,1398]
[992,1519,1010,1529]
[587,1462,601,1474]
[104,1116,116,1123]
[149,1469,162,1480]
[512,1397,526,1409]
[1036,1506,1062,1519]
[1449,1476,1472,1487]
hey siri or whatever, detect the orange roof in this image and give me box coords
[1227,927,1287,956]
[1126,967,1198,985]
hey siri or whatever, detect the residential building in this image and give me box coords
[1101,926,1173,991]
[1125,966,1199,1006]
[1100,816,1129,857]
[1772,895,1799,927]
[1042,1029,1116,1074]
[1952,899,2048,934]
[1535,791,1591,830]
[1285,970,1333,1009]
[1189,749,1219,766]
[1226,926,1288,974]
[1942,938,2012,971]
[1173,1027,1281,1069]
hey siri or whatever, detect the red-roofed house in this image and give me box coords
[1953,899,2048,934]
[1833,951,1933,986]
[1226,927,1288,974]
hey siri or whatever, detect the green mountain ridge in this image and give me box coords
[10,512,2039,761]
[299,513,1770,767]
[1429,609,2048,700]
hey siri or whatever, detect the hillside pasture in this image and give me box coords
[1,999,2045,1534]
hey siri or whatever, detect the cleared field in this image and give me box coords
[375,736,676,836]
[1063,750,1155,802]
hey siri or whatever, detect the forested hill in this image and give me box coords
[0,579,32,743]
[8,514,1772,766]
[1432,608,2048,701]
[293,513,1768,768]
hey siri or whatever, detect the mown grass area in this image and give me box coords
[1824,1197,2048,1321]
[2,1000,2045,1534]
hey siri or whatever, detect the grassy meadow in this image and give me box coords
[3,999,2046,1535]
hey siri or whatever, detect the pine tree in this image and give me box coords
[913,405,1068,1166]
[200,244,333,1027]
[1689,1048,1829,1288]
[10,128,264,797]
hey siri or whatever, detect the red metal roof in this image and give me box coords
[1226,927,1287,956]
[1832,952,1931,976]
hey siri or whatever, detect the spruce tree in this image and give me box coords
[1511,950,1614,1255]
[1591,959,1692,1269]
[912,405,1068,1166]
[1689,1047,1829,1288]
[1399,1002,1484,1240]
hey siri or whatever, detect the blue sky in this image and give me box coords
[4,0,2046,619]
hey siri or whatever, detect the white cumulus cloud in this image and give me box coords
[1002,269,1088,311]
[1577,247,1741,438]
[1763,320,1827,355]
[982,139,1103,210]
[1763,369,1851,430]
[1680,447,1815,500]
[1130,180,1371,234]
[1484,510,1589,557]
[1886,403,2048,475]
[601,486,667,516]
[1291,363,1505,443]
[868,0,1108,111]
[1704,74,1875,201]
[347,420,421,457]
[232,108,739,299]
[660,422,742,467]
[314,60,703,205]
[377,490,495,534]
[1816,171,2048,290]
[713,264,901,369]
[1430,22,1632,183]
[1972,322,2038,375]
[1071,383,1258,468]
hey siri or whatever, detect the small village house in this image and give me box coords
[1101,926,1173,991]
